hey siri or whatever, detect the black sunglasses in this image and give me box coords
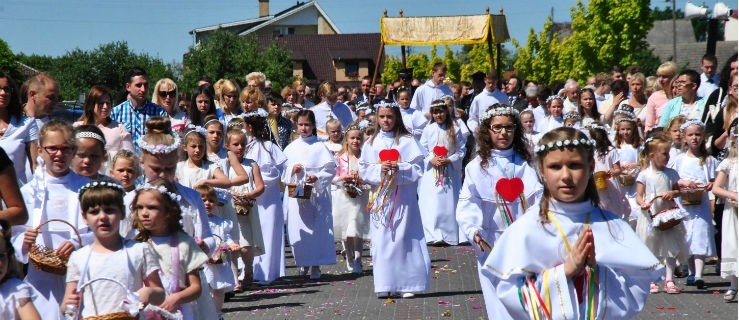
[159,90,176,98]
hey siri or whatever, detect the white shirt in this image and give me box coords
[697,73,719,99]
[467,89,506,135]
[410,80,454,114]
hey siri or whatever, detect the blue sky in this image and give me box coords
[0,0,707,64]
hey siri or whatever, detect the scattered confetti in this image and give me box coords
[466,297,477,301]
[438,300,451,305]
[713,291,721,295]
[343,281,354,285]
[667,307,676,310]
[441,310,452,317]
[384,298,396,305]
[472,305,482,310]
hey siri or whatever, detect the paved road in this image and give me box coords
[223,243,737,319]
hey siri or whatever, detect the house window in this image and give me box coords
[344,61,359,78]
[273,27,295,36]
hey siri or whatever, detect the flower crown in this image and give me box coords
[429,100,448,110]
[136,183,181,202]
[374,101,398,109]
[76,131,106,145]
[136,135,181,155]
[679,119,705,132]
[480,106,519,123]
[243,108,268,118]
[586,124,609,132]
[614,117,636,125]
[183,125,207,139]
[281,102,294,108]
[356,105,373,114]
[534,137,596,154]
[78,180,125,199]
[343,119,370,135]
[439,94,455,102]
[545,95,563,104]
[227,120,244,128]
[281,108,299,118]
[644,136,655,145]
[613,105,636,119]
[563,112,581,121]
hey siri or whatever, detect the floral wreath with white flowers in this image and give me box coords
[480,105,519,123]
[135,183,181,202]
[534,137,596,154]
[78,180,125,199]
[75,131,106,145]
[183,125,207,139]
[545,95,563,104]
[243,108,268,118]
[136,135,181,155]
[374,101,398,109]
[679,119,705,132]
[343,119,370,136]
[613,116,637,125]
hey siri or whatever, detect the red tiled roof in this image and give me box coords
[257,33,382,84]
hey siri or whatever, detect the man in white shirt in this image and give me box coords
[409,62,454,115]
[697,54,719,99]
[466,70,508,135]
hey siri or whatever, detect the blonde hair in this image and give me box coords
[639,132,671,169]
[40,119,75,147]
[151,78,178,107]
[245,72,266,88]
[110,149,141,178]
[240,87,265,109]
[317,81,337,101]
[656,61,678,78]
[218,80,241,113]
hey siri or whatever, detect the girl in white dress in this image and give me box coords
[195,185,240,318]
[0,219,40,319]
[664,115,687,167]
[72,125,108,179]
[331,123,370,274]
[520,107,541,149]
[175,125,235,190]
[282,110,338,280]
[360,102,430,298]
[242,112,288,285]
[132,178,208,320]
[108,150,140,237]
[486,127,663,319]
[136,117,219,319]
[396,88,427,141]
[712,132,738,302]
[324,118,343,154]
[669,120,718,289]
[614,113,643,224]
[419,100,467,245]
[635,134,690,294]
[16,120,92,320]
[588,126,631,219]
[456,104,542,319]
[534,95,564,134]
[63,180,164,319]
[204,116,228,168]
[224,125,266,288]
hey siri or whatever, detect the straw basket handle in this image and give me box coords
[36,218,82,248]
[213,234,223,245]
[79,277,130,292]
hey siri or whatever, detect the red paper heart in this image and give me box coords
[495,177,524,202]
[379,148,400,162]
[433,145,448,157]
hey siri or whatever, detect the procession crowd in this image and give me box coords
[0,51,736,320]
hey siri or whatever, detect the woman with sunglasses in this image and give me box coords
[152,78,187,133]
[74,86,134,159]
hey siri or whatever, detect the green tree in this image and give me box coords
[181,29,292,93]
[0,39,21,80]
[514,0,658,85]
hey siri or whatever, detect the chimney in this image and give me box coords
[259,0,269,17]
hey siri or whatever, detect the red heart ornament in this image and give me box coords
[495,177,524,202]
[379,149,400,162]
[433,145,448,157]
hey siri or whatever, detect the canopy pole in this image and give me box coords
[485,7,495,72]
[401,46,407,69]
[371,42,385,89]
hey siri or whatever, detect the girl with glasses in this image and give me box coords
[457,104,542,319]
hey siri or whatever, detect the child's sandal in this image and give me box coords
[665,280,681,294]
[649,282,659,294]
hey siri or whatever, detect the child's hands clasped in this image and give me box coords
[381,161,397,174]
[564,227,596,279]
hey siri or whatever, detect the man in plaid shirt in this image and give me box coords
[111,67,167,153]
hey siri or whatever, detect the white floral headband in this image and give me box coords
[534,137,596,154]
[374,101,398,109]
[76,131,106,145]
[136,183,181,202]
[480,106,519,123]
[183,125,207,139]
[343,119,370,135]
[136,135,181,155]
[356,105,373,114]
[587,124,609,132]
[644,136,655,144]
[281,108,299,118]
[78,180,125,199]
[564,112,581,121]
[545,95,563,104]
[429,100,448,110]
[614,117,637,125]
[613,109,636,119]
[439,94,455,101]
[243,108,268,118]
[679,119,705,132]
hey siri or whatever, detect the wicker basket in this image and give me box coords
[29,219,82,275]
[233,197,255,216]
[651,207,687,231]
[680,187,705,206]
[618,174,636,187]
[79,278,137,320]
[287,183,312,199]
[208,235,226,265]
[594,171,609,191]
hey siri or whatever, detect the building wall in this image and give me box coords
[293,61,304,78]
[725,18,737,41]
[317,15,337,35]
[253,25,317,37]
[334,61,369,82]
